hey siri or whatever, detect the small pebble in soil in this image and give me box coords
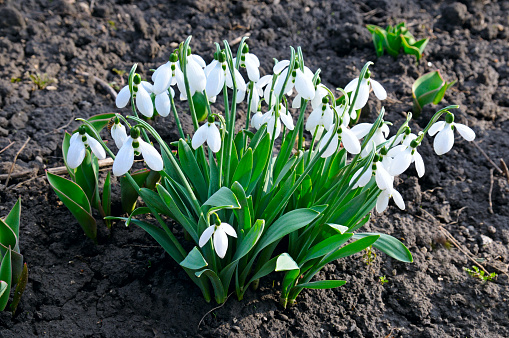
[487,226,496,234]
[480,235,493,246]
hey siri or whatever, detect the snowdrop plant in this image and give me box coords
[53,36,475,306]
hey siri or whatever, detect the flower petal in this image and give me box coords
[273,60,290,74]
[192,124,209,150]
[136,87,154,117]
[306,108,322,132]
[279,109,294,130]
[155,93,171,117]
[113,137,134,176]
[344,78,359,93]
[433,126,454,155]
[321,131,339,158]
[295,69,316,100]
[219,223,237,238]
[214,228,228,259]
[187,59,207,92]
[351,123,372,139]
[86,133,106,160]
[370,79,387,100]
[67,135,86,169]
[375,165,393,190]
[245,54,260,82]
[138,139,163,172]
[390,149,413,176]
[341,128,361,154]
[116,86,131,108]
[207,124,222,153]
[455,123,475,141]
[413,151,425,177]
[199,226,215,247]
[353,79,370,110]
[376,190,390,213]
[392,189,405,210]
[206,66,225,99]
[428,121,445,136]
[111,123,128,149]
[153,63,172,94]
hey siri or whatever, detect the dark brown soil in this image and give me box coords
[0,0,508,337]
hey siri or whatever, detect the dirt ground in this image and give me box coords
[0,0,508,337]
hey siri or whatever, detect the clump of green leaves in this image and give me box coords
[47,113,117,242]
[463,266,497,283]
[366,22,429,61]
[29,72,56,90]
[412,70,456,118]
[0,199,28,314]
[379,275,388,285]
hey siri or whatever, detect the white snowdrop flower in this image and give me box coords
[113,127,163,176]
[116,74,153,118]
[152,53,179,94]
[344,71,386,110]
[428,113,475,155]
[306,97,334,133]
[261,103,294,139]
[110,117,128,149]
[309,84,330,110]
[350,156,393,191]
[199,221,237,259]
[67,126,106,169]
[319,123,360,158]
[191,116,222,153]
[388,140,425,177]
[234,44,260,82]
[376,187,405,213]
[273,60,316,100]
[251,110,265,130]
[175,50,207,101]
[261,75,277,108]
[351,122,390,156]
[247,81,264,114]
[205,51,247,104]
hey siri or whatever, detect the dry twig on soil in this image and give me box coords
[488,168,494,214]
[0,141,15,155]
[3,137,31,189]
[76,70,118,99]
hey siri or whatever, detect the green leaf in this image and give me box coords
[120,169,151,213]
[10,262,27,315]
[102,172,112,228]
[4,198,21,238]
[0,281,7,300]
[130,219,184,262]
[248,133,271,193]
[0,248,11,311]
[87,112,116,132]
[178,139,208,202]
[412,71,454,117]
[203,187,241,209]
[47,172,97,241]
[255,208,320,255]
[327,223,349,234]
[0,219,17,252]
[195,269,226,303]
[231,182,252,233]
[354,233,413,263]
[192,92,208,122]
[302,233,353,263]
[232,148,253,188]
[297,280,346,289]
[233,220,264,261]
[276,253,299,271]
[74,150,99,209]
[157,184,198,242]
[180,247,208,270]
[324,235,380,264]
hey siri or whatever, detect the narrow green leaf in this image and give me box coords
[195,269,226,303]
[4,198,21,238]
[203,187,241,209]
[10,262,27,315]
[130,219,184,262]
[232,148,253,188]
[157,184,198,242]
[231,182,252,233]
[102,172,112,228]
[87,112,116,132]
[47,172,97,240]
[324,235,380,264]
[0,248,12,311]
[297,280,346,289]
[354,233,413,263]
[302,233,353,263]
[62,131,75,180]
[178,139,208,202]
[233,219,264,261]
[180,247,208,270]
[0,281,7,300]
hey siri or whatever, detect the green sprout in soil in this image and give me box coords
[363,246,377,265]
[412,70,456,118]
[463,266,497,283]
[29,72,56,90]
[10,77,21,83]
[379,276,388,285]
[366,22,429,61]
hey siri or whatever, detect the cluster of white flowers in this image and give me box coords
[66,41,476,258]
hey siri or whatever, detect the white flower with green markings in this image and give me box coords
[68,126,106,169]
[428,112,475,155]
[199,220,237,259]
